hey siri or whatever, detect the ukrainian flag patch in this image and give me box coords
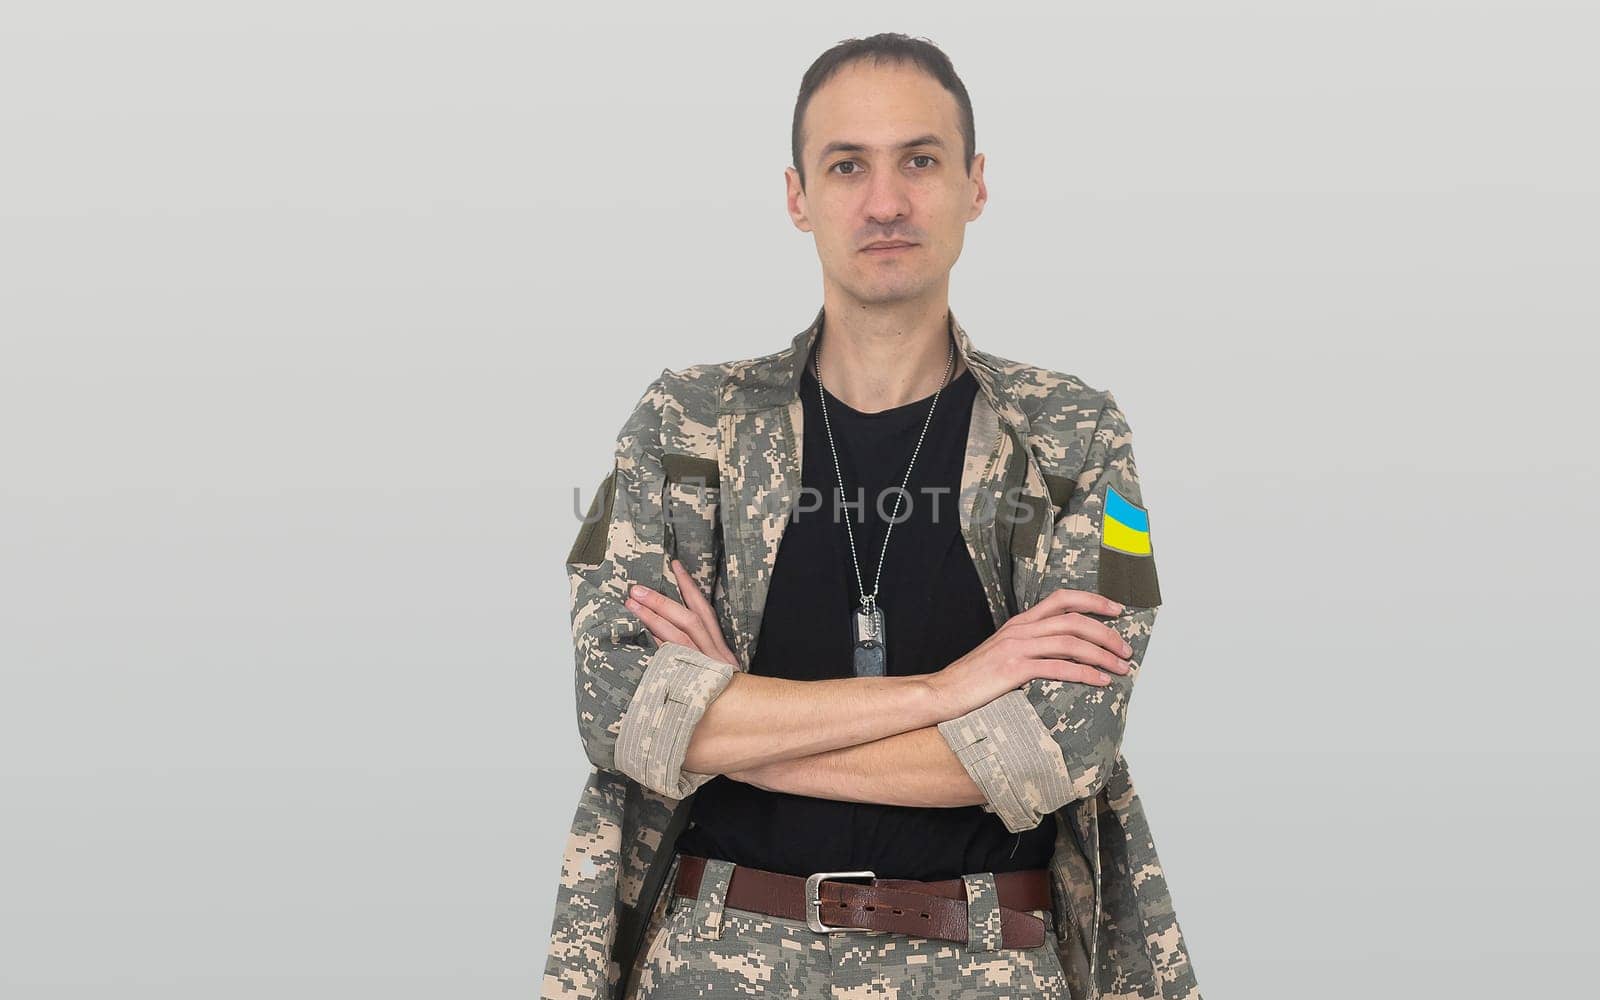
[1102,485,1152,555]
[1097,483,1161,607]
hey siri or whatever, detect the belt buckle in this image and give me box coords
[804,870,877,933]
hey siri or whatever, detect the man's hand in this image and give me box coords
[624,559,739,667]
[925,587,1135,720]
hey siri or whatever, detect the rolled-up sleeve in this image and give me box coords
[936,690,1072,832]
[614,640,737,799]
[937,390,1163,833]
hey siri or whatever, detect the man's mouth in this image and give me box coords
[862,241,917,255]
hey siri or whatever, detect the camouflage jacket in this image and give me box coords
[542,307,1201,1000]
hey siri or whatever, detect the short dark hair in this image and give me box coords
[791,32,975,191]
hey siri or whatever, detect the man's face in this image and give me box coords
[787,60,987,307]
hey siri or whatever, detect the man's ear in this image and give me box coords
[785,166,813,232]
[967,151,988,223]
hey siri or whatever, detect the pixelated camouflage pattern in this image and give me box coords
[542,773,625,1000]
[546,306,1200,999]
[938,688,1076,832]
[613,644,735,799]
[934,380,1177,996]
[685,858,736,941]
[962,873,1005,952]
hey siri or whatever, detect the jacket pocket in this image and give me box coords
[661,453,722,597]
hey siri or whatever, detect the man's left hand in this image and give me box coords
[623,559,740,669]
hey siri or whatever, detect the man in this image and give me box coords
[543,33,1200,1000]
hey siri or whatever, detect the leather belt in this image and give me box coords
[672,853,1050,949]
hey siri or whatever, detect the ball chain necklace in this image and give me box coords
[812,327,956,678]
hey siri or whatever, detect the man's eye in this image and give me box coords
[910,154,935,168]
[832,161,858,175]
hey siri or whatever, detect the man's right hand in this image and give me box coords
[625,558,740,668]
[926,588,1135,720]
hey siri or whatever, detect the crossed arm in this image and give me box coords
[740,724,979,808]
[568,374,1158,831]
[624,561,997,810]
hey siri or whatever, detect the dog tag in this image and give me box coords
[852,603,887,677]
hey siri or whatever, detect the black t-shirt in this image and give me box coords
[674,343,1057,880]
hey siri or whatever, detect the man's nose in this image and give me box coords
[863,169,911,225]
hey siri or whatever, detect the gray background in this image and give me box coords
[3,1,1595,996]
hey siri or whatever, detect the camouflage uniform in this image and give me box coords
[544,307,1201,1000]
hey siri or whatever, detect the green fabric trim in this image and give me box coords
[661,453,719,489]
[567,468,616,566]
[1098,546,1162,608]
[1042,472,1075,512]
[1008,492,1052,558]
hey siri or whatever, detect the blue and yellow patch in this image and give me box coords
[1102,485,1152,555]
[1097,484,1161,607]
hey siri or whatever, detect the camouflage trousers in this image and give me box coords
[626,856,1072,999]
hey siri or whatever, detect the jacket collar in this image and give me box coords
[720,305,1031,437]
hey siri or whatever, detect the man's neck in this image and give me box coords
[813,293,967,414]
